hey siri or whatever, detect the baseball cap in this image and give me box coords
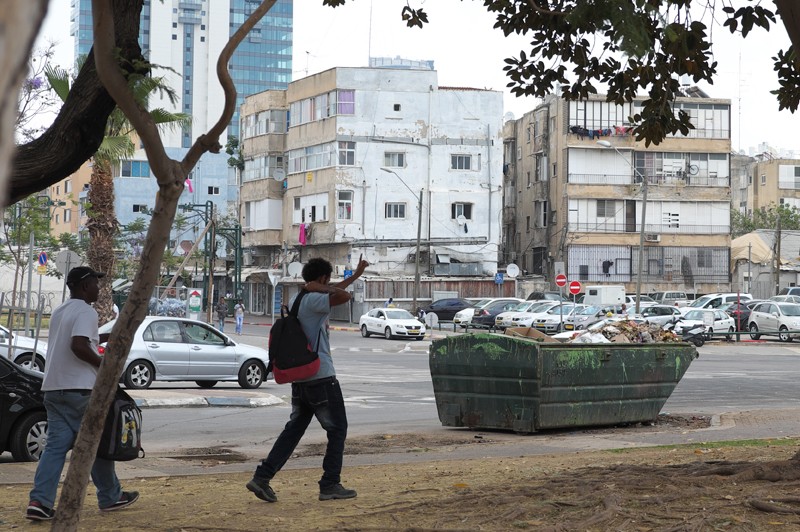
[66,266,106,287]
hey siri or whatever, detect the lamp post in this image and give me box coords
[597,140,648,314]
[380,168,423,312]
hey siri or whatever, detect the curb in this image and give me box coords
[133,395,284,409]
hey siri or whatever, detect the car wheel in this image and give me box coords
[124,360,154,389]
[780,325,792,343]
[726,326,734,340]
[361,324,370,338]
[10,411,47,462]
[707,328,713,341]
[238,359,265,389]
[692,337,705,347]
[196,380,218,388]
[384,327,393,340]
[749,323,761,340]
[14,353,45,372]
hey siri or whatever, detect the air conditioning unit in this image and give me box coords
[243,252,254,266]
[644,233,661,243]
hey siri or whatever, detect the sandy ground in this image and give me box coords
[4,425,800,531]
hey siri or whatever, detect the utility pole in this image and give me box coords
[775,216,782,296]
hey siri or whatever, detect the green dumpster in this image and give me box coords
[429,334,698,433]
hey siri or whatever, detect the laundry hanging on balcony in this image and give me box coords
[299,223,307,246]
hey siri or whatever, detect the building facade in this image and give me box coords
[505,94,733,295]
[744,158,800,213]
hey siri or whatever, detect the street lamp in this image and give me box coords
[380,168,423,312]
[597,140,648,314]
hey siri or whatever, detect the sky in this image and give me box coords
[37,0,798,155]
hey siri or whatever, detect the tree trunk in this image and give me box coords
[87,159,118,324]
[0,0,49,203]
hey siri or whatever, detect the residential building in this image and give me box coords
[744,158,800,213]
[48,162,91,238]
[505,93,733,296]
[240,66,505,313]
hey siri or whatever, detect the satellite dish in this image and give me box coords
[506,263,520,278]
[456,215,467,226]
[425,312,439,328]
[287,262,303,278]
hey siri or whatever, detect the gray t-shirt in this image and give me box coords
[291,291,334,381]
[41,298,100,391]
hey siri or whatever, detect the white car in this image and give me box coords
[563,305,612,331]
[534,304,587,334]
[454,298,522,328]
[748,301,800,342]
[625,295,658,308]
[627,304,683,326]
[511,303,577,328]
[360,308,426,340]
[0,326,48,372]
[495,301,555,329]
[678,309,735,340]
[98,316,270,389]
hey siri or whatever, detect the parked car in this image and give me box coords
[683,293,752,312]
[650,291,691,307]
[778,287,800,297]
[770,295,800,304]
[625,295,657,308]
[495,301,555,329]
[359,308,426,340]
[511,303,579,328]
[533,304,587,334]
[471,299,526,329]
[563,305,608,331]
[679,309,736,340]
[98,316,270,389]
[420,298,473,322]
[722,300,767,331]
[455,298,523,328]
[526,291,567,302]
[748,301,800,342]
[0,355,46,461]
[629,304,683,326]
[0,325,48,372]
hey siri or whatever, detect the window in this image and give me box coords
[120,160,150,177]
[393,104,401,111]
[384,152,405,168]
[65,180,72,193]
[526,171,531,188]
[64,209,71,222]
[526,216,531,233]
[451,203,473,220]
[338,141,355,166]
[337,89,355,114]
[761,174,766,185]
[451,154,472,170]
[385,203,406,219]
[208,186,220,195]
[697,248,712,268]
[133,204,147,213]
[55,214,60,224]
[337,190,353,220]
[596,200,616,218]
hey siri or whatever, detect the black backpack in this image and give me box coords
[97,387,144,461]
[268,291,321,384]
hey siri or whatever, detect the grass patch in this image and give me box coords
[606,437,800,454]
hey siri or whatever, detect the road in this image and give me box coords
[136,332,800,456]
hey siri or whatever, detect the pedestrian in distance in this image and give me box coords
[247,254,369,503]
[234,299,246,335]
[384,297,394,307]
[26,266,139,521]
[215,296,227,331]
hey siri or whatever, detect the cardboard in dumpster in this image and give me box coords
[610,333,630,343]
[504,327,559,343]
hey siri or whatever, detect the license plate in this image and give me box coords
[565,324,574,330]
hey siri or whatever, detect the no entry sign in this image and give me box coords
[569,280,582,295]
[555,274,567,287]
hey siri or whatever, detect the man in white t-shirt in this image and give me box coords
[26,267,139,521]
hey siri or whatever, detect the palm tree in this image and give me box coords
[47,64,190,323]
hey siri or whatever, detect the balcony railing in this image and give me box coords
[569,173,729,187]
[569,222,730,234]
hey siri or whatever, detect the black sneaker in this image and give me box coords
[319,484,357,501]
[100,491,140,512]
[246,477,277,502]
[26,501,55,521]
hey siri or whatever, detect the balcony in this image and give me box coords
[569,222,730,234]
[569,173,729,187]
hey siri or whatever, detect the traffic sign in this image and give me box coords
[343,269,353,279]
[37,265,47,275]
[569,280,582,295]
[494,272,504,285]
[555,274,567,287]
[38,252,47,266]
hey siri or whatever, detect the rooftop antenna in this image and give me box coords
[367,0,374,65]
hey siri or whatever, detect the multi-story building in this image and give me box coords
[505,93,733,295]
[744,158,800,213]
[240,66,505,312]
[48,163,91,238]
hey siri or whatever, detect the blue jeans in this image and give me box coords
[235,315,244,334]
[254,377,347,489]
[30,391,122,509]
[217,318,225,331]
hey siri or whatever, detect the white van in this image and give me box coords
[683,293,752,312]
[583,285,625,307]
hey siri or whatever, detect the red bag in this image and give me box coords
[268,291,321,384]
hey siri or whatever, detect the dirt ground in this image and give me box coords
[4,418,800,531]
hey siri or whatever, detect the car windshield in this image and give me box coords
[778,304,800,316]
[511,302,535,311]
[578,306,602,316]
[683,310,711,321]
[687,295,715,308]
[386,310,414,319]
[471,299,494,309]
[546,304,575,315]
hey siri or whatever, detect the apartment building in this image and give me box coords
[745,158,800,213]
[239,66,504,310]
[505,93,733,295]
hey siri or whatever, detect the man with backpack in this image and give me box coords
[247,255,369,503]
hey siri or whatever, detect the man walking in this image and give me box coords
[215,296,227,331]
[233,299,246,335]
[26,266,139,521]
[247,255,369,502]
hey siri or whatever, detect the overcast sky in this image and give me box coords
[38,0,797,154]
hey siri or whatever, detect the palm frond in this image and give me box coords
[44,64,72,103]
[150,109,192,131]
[95,136,136,165]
